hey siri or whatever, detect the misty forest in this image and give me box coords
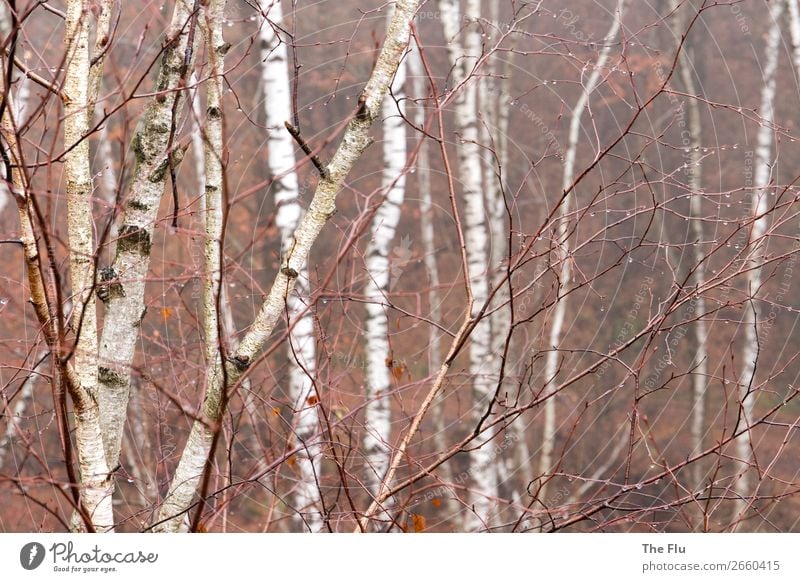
[1,0,800,533]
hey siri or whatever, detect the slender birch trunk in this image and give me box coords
[0,5,33,467]
[362,5,408,498]
[668,0,708,491]
[492,43,534,490]
[0,353,48,470]
[63,0,115,532]
[790,0,800,70]
[538,1,624,498]
[733,0,784,525]
[152,0,227,535]
[478,3,507,495]
[439,0,499,530]
[259,1,322,530]
[0,1,28,218]
[97,0,199,473]
[155,0,420,532]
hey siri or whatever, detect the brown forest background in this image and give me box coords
[2,0,800,532]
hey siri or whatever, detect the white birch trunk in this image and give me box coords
[155,0,420,532]
[0,353,47,470]
[96,103,119,249]
[790,0,800,71]
[494,46,533,500]
[64,0,114,532]
[97,0,199,473]
[439,0,499,530]
[153,0,227,534]
[668,0,708,491]
[259,1,322,531]
[362,5,408,497]
[733,0,784,524]
[0,2,32,469]
[539,0,624,495]
[0,1,28,218]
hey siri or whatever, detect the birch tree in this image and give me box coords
[362,4,408,496]
[733,0,784,525]
[155,0,421,532]
[668,0,709,491]
[258,0,322,530]
[97,0,200,480]
[438,0,500,530]
[63,0,114,531]
[538,0,625,497]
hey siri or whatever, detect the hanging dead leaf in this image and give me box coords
[307,395,319,405]
[431,498,441,508]
[271,406,281,416]
[410,513,426,532]
[286,456,296,468]
[391,361,407,381]
[161,307,173,321]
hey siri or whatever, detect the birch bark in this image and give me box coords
[362,5,408,496]
[258,0,322,530]
[97,0,199,473]
[733,0,784,525]
[64,0,114,532]
[438,0,499,530]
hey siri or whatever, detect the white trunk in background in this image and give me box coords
[0,5,32,464]
[0,1,29,217]
[156,0,420,532]
[407,45,455,508]
[0,353,47,470]
[494,45,533,499]
[733,0,783,526]
[539,0,624,495]
[481,0,526,505]
[96,102,119,249]
[259,1,322,531]
[790,0,800,70]
[668,0,708,491]
[439,0,497,530]
[362,5,408,498]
